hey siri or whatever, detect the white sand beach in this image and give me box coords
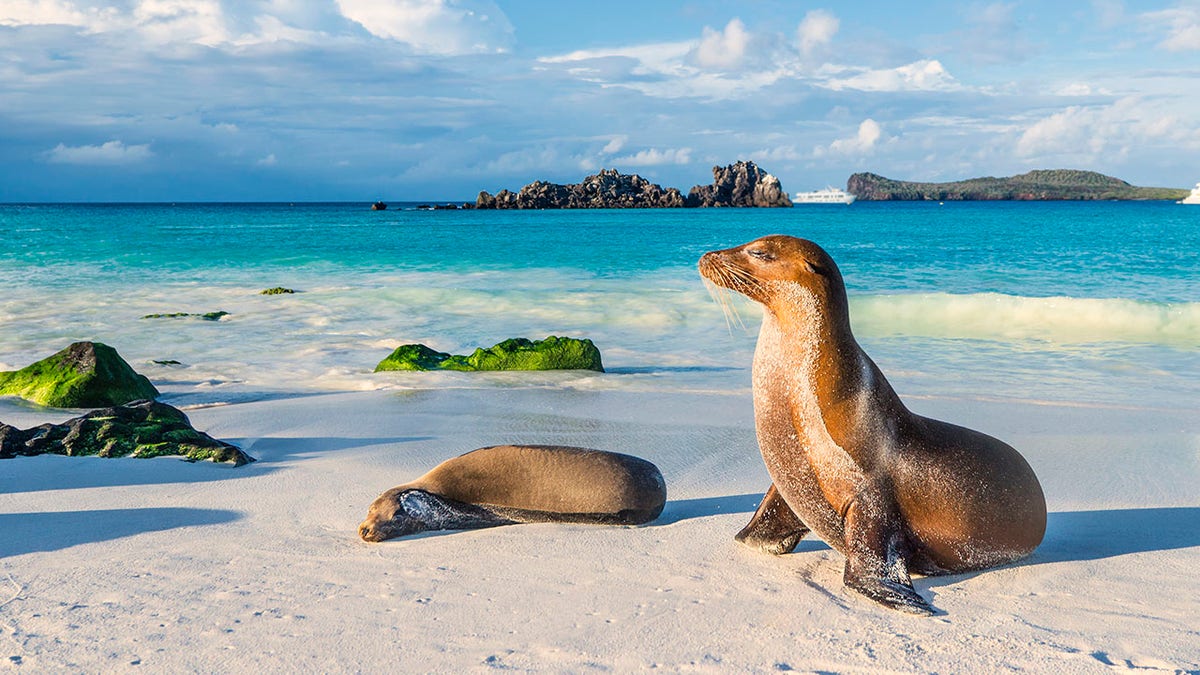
[2,384,1197,673]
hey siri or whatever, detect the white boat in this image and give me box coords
[792,187,855,204]
[1178,182,1200,204]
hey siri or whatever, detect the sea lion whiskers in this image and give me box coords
[702,276,746,332]
[698,235,1047,617]
[699,254,766,331]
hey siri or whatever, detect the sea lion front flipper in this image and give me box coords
[735,483,810,555]
[841,495,936,616]
[401,490,517,532]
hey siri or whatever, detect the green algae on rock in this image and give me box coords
[260,287,296,295]
[141,311,230,321]
[0,399,254,465]
[375,336,604,373]
[0,342,159,408]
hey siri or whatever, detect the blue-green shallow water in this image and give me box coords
[3,201,1197,301]
[1,201,1197,411]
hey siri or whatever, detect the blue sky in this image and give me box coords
[1,1,1197,201]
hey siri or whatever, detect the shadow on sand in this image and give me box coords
[243,435,434,462]
[0,436,434,494]
[654,493,763,525]
[1028,506,1200,565]
[655,498,1200,566]
[0,507,241,558]
[655,499,1200,611]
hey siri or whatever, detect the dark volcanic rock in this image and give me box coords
[686,160,792,207]
[476,169,686,209]
[0,399,254,465]
[476,161,792,208]
[0,342,159,408]
[141,311,229,321]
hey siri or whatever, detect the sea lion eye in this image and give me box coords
[747,249,775,261]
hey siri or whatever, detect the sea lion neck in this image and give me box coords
[764,278,855,352]
[763,281,863,407]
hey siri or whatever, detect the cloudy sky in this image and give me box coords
[2,0,1197,201]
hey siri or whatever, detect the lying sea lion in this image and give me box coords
[359,444,666,542]
[699,234,1046,615]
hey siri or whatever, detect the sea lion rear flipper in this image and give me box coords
[841,495,936,616]
[735,483,810,555]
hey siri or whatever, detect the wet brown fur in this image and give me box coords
[359,445,666,542]
[700,235,1047,615]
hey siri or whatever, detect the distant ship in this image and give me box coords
[1178,182,1200,205]
[792,187,856,204]
[371,201,388,210]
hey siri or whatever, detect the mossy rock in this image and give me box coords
[141,311,229,321]
[260,287,296,295]
[0,342,160,408]
[0,399,254,465]
[375,336,604,373]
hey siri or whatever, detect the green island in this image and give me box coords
[375,336,604,373]
[847,169,1189,201]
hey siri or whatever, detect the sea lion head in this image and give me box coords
[358,488,432,542]
[698,235,846,311]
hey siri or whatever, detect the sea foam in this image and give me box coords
[850,293,1200,347]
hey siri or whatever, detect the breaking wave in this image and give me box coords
[850,293,1200,348]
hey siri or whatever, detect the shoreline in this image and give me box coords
[2,386,1198,671]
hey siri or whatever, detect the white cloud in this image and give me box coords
[602,136,627,154]
[1142,6,1200,51]
[133,0,228,45]
[1051,81,1112,97]
[797,9,838,56]
[2,0,488,49]
[335,0,514,55]
[1016,97,1194,159]
[257,153,278,166]
[820,59,958,92]
[610,148,692,167]
[1056,83,1096,96]
[2,1,252,45]
[0,0,91,26]
[691,18,751,69]
[821,119,884,156]
[240,14,326,45]
[749,145,805,163]
[538,41,693,74]
[539,37,789,100]
[480,145,568,174]
[45,140,153,165]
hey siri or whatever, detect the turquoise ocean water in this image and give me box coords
[1,201,1197,411]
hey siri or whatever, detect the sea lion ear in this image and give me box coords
[803,260,828,276]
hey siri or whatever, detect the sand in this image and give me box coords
[1,386,1198,673]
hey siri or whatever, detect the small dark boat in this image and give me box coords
[371,201,387,211]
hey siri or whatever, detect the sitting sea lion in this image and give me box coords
[699,235,1046,615]
[359,444,666,542]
